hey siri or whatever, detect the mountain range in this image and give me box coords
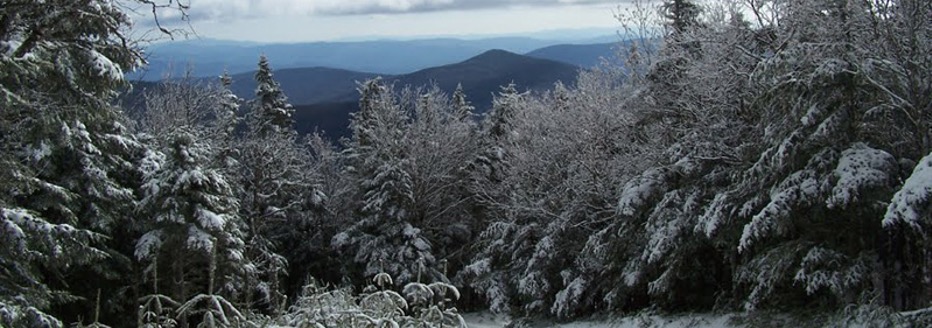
[131,36,620,80]
[289,49,581,138]
[128,37,623,140]
[526,42,619,68]
[226,49,581,107]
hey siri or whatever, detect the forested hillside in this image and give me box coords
[1,0,930,327]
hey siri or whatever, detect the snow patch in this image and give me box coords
[88,49,123,81]
[135,230,163,259]
[463,311,739,328]
[195,206,226,231]
[186,226,215,252]
[827,143,896,209]
[884,150,932,229]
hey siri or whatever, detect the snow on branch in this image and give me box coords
[884,150,932,230]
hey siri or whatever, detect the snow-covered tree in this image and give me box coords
[710,0,930,311]
[404,85,480,279]
[216,71,242,140]
[334,79,471,287]
[234,128,319,311]
[136,128,248,326]
[252,55,295,136]
[463,74,646,316]
[452,83,475,122]
[589,0,932,313]
[460,83,530,314]
[335,79,433,285]
[660,0,703,35]
[0,0,188,325]
[235,61,324,311]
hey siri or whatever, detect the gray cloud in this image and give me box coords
[171,0,624,21]
[321,0,624,15]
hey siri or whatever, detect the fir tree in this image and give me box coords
[239,64,320,310]
[452,83,475,122]
[252,55,294,136]
[136,129,248,324]
[660,0,703,36]
[334,79,445,286]
[0,0,187,325]
[216,71,242,140]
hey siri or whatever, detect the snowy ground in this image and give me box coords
[463,308,932,328]
[462,312,510,328]
[462,312,737,328]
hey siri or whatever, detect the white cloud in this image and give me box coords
[136,0,627,42]
[178,0,622,20]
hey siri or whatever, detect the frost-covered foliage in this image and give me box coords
[2,0,930,324]
[884,150,932,230]
[136,129,249,310]
[268,273,465,328]
[236,57,324,310]
[0,0,144,105]
[0,208,103,328]
[722,0,930,309]
[463,68,646,317]
[0,0,191,325]
[335,79,478,288]
[131,56,337,326]
[463,0,932,319]
[252,55,295,136]
[573,0,931,316]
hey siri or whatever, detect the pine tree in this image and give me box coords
[225,58,324,311]
[660,0,703,36]
[136,129,248,323]
[0,0,187,325]
[252,55,294,136]
[334,79,445,286]
[452,83,474,122]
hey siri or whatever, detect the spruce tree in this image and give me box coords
[238,57,320,310]
[0,0,185,325]
[660,0,703,36]
[334,79,444,286]
[452,83,475,122]
[252,55,294,136]
[136,129,248,322]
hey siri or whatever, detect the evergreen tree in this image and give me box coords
[461,84,530,314]
[238,63,321,310]
[452,83,475,122]
[472,83,524,185]
[660,0,703,36]
[334,79,444,286]
[216,71,242,140]
[235,128,318,311]
[252,55,294,136]
[405,85,480,285]
[136,129,248,325]
[0,0,187,325]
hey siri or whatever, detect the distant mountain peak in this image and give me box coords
[460,48,566,68]
[479,48,516,56]
[468,49,521,61]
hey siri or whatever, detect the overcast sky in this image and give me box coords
[139,0,630,42]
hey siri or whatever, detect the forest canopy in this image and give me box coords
[1,0,930,327]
